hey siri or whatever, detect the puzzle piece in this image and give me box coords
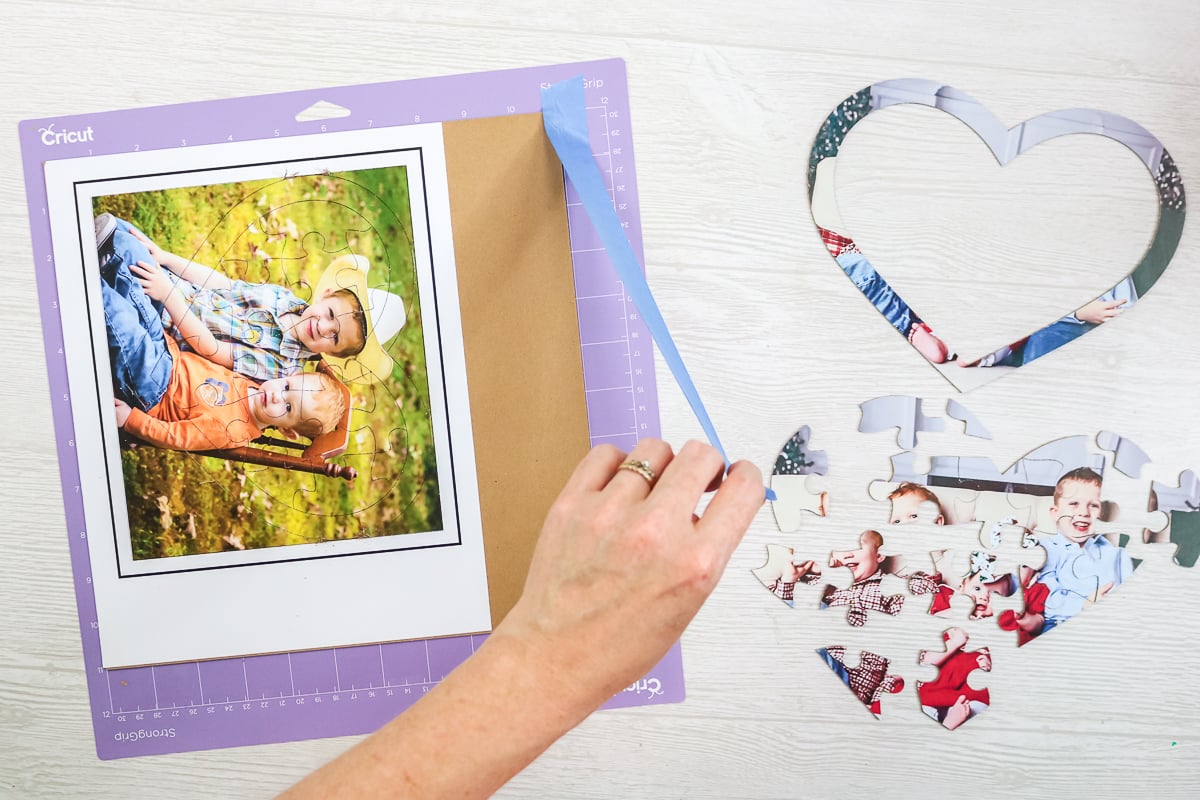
[1067,546,1122,603]
[1149,469,1200,565]
[916,628,991,730]
[816,646,904,718]
[1152,469,1200,515]
[959,550,1008,607]
[945,399,992,440]
[820,530,907,626]
[906,546,1031,621]
[1147,513,1200,568]
[750,544,825,608]
[874,480,953,525]
[884,451,934,485]
[997,574,1050,647]
[770,474,830,530]
[859,395,944,450]
[996,522,1136,645]
[1166,511,1200,568]
[770,424,830,529]
[973,493,1039,544]
[985,523,1047,573]
[1096,430,1152,479]
[772,424,829,476]
[882,436,1103,539]
[1093,476,1169,535]
[1007,435,1099,486]
[904,549,961,618]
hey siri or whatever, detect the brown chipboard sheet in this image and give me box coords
[442,113,592,626]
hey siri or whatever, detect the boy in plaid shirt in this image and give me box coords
[97,214,406,384]
[798,530,905,626]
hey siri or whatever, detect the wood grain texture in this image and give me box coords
[1,1,1197,797]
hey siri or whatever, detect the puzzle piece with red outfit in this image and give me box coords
[916,627,991,730]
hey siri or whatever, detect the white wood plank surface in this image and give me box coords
[1,1,1197,796]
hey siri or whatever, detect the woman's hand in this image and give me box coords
[281,440,765,800]
[493,439,765,714]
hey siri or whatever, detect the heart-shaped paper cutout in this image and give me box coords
[760,409,1196,726]
[807,80,1186,391]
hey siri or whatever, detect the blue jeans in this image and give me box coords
[817,647,852,688]
[100,225,172,410]
[1020,318,1095,365]
[837,251,916,336]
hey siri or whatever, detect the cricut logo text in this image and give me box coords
[623,677,664,697]
[39,123,94,146]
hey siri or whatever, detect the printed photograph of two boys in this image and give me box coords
[91,165,442,563]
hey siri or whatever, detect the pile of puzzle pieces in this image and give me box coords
[755,396,1200,729]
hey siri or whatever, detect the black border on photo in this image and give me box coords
[72,148,463,579]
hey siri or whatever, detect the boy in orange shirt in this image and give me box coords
[103,250,347,451]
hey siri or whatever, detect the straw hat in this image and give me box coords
[312,254,406,384]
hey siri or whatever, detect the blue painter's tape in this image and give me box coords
[541,77,775,501]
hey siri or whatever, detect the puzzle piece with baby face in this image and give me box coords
[916,627,991,730]
[902,551,998,618]
[817,646,905,718]
[903,544,1032,623]
[869,479,956,525]
[819,530,907,626]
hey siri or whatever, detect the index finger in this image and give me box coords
[695,459,764,555]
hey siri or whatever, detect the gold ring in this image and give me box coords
[617,458,656,484]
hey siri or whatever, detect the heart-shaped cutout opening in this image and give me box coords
[807,81,1186,391]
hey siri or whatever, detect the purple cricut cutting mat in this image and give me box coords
[18,58,678,759]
